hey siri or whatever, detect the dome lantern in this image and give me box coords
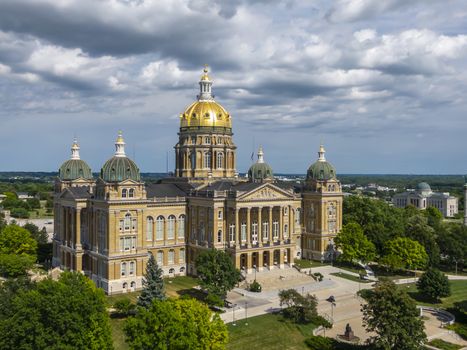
[115,130,126,157]
[306,144,336,181]
[198,64,213,101]
[58,139,93,181]
[248,146,274,182]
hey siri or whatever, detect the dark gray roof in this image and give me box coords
[68,186,92,199]
[146,182,191,198]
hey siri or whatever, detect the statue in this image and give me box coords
[343,323,355,340]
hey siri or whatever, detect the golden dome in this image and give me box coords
[180,100,232,129]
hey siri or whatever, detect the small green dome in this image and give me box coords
[59,159,93,180]
[307,160,336,181]
[248,162,274,182]
[101,156,140,182]
[416,182,431,191]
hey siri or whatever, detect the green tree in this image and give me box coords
[335,222,376,263]
[114,297,136,317]
[438,223,466,270]
[382,237,428,270]
[417,268,451,301]
[362,280,426,350]
[137,253,166,309]
[26,198,41,209]
[405,214,440,267]
[343,196,405,254]
[24,223,48,245]
[424,206,443,230]
[125,298,228,350]
[0,254,36,277]
[0,271,113,349]
[195,249,240,299]
[278,289,319,324]
[10,207,30,218]
[0,224,37,255]
[304,335,333,350]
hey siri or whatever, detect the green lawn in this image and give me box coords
[227,313,318,350]
[401,280,467,309]
[427,338,462,350]
[109,317,128,350]
[330,272,372,284]
[106,276,199,306]
[294,259,329,269]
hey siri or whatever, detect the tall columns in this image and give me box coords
[268,206,273,244]
[258,207,262,247]
[235,208,239,246]
[279,206,283,242]
[75,208,82,250]
[246,208,251,248]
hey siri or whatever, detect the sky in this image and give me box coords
[0,0,467,174]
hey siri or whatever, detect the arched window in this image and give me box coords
[124,213,131,231]
[129,188,135,198]
[157,250,164,265]
[169,268,175,274]
[167,215,175,239]
[295,208,301,225]
[179,249,185,263]
[123,282,128,290]
[121,262,127,276]
[168,250,175,264]
[146,217,153,241]
[204,152,211,169]
[130,281,136,289]
[217,152,224,169]
[129,261,135,275]
[177,215,185,238]
[156,216,164,240]
[122,189,127,198]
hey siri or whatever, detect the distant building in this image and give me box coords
[392,182,458,217]
[17,192,34,201]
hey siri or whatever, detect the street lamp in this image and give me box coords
[232,303,237,326]
[253,264,257,281]
[245,301,248,326]
[326,295,336,326]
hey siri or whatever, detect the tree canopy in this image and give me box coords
[335,222,376,264]
[125,298,228,350]
[195,249,240,298]
[137,253,166,309]
[278,288,319,324]
[362,280,426,350]
[0,271,113,350]
[417,268,451,301]
[0,224,37,277]
[382,237,428,270]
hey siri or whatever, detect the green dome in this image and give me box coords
[307,161,336,181]
[416,182,431,191]
[101,156,141,182]
[248,162,274,182]
[59,159,93,181]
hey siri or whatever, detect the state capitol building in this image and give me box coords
[52,67,343,294]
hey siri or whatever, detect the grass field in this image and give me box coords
[294,259,329,269]
[110,317,128,350]
[427,338,462,350]
[227,313,318,350]
[330,272,372,284]
[401,280,467,309]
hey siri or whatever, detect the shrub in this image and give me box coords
[417,268,451,301]
[113,298,136,317]
[313,272,324,282]
[249,280,262,292]
[205,293,224,307]
[305,335,333,350]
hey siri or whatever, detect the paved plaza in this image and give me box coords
[223,265,467,348]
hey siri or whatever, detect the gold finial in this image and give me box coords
[116,130,124,143]
[203,64,209,73]
[201,64,210,81]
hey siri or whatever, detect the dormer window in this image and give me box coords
[122,189,127,198]
[129,188,135,198]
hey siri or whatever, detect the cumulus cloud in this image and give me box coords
[0,0,466,173]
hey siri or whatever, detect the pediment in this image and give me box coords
[59,188,77,199]
[238,183,294,201]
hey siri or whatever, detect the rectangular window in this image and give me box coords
[178,217,185,238]
[156,219,164,240]
[273,221,279,240]
[168,250,174,264]
[180,249,185,263]
[229,224,235,242]
[218,210,222,219]
[119,220,124,231]
[241,223,247,242]
[129,262,135,275]
[262,222,268,240]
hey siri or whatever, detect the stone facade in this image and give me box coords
[52,68,343,294]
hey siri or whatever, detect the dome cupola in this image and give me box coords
[306,144,336,181]
[58,139,93,180]
[248,146,274,182]
[180,66,232,130]
[416,182,431,194]
[100,131,141,182]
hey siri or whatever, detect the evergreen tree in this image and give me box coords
[137,253,166,309]
[417,268,451,301]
